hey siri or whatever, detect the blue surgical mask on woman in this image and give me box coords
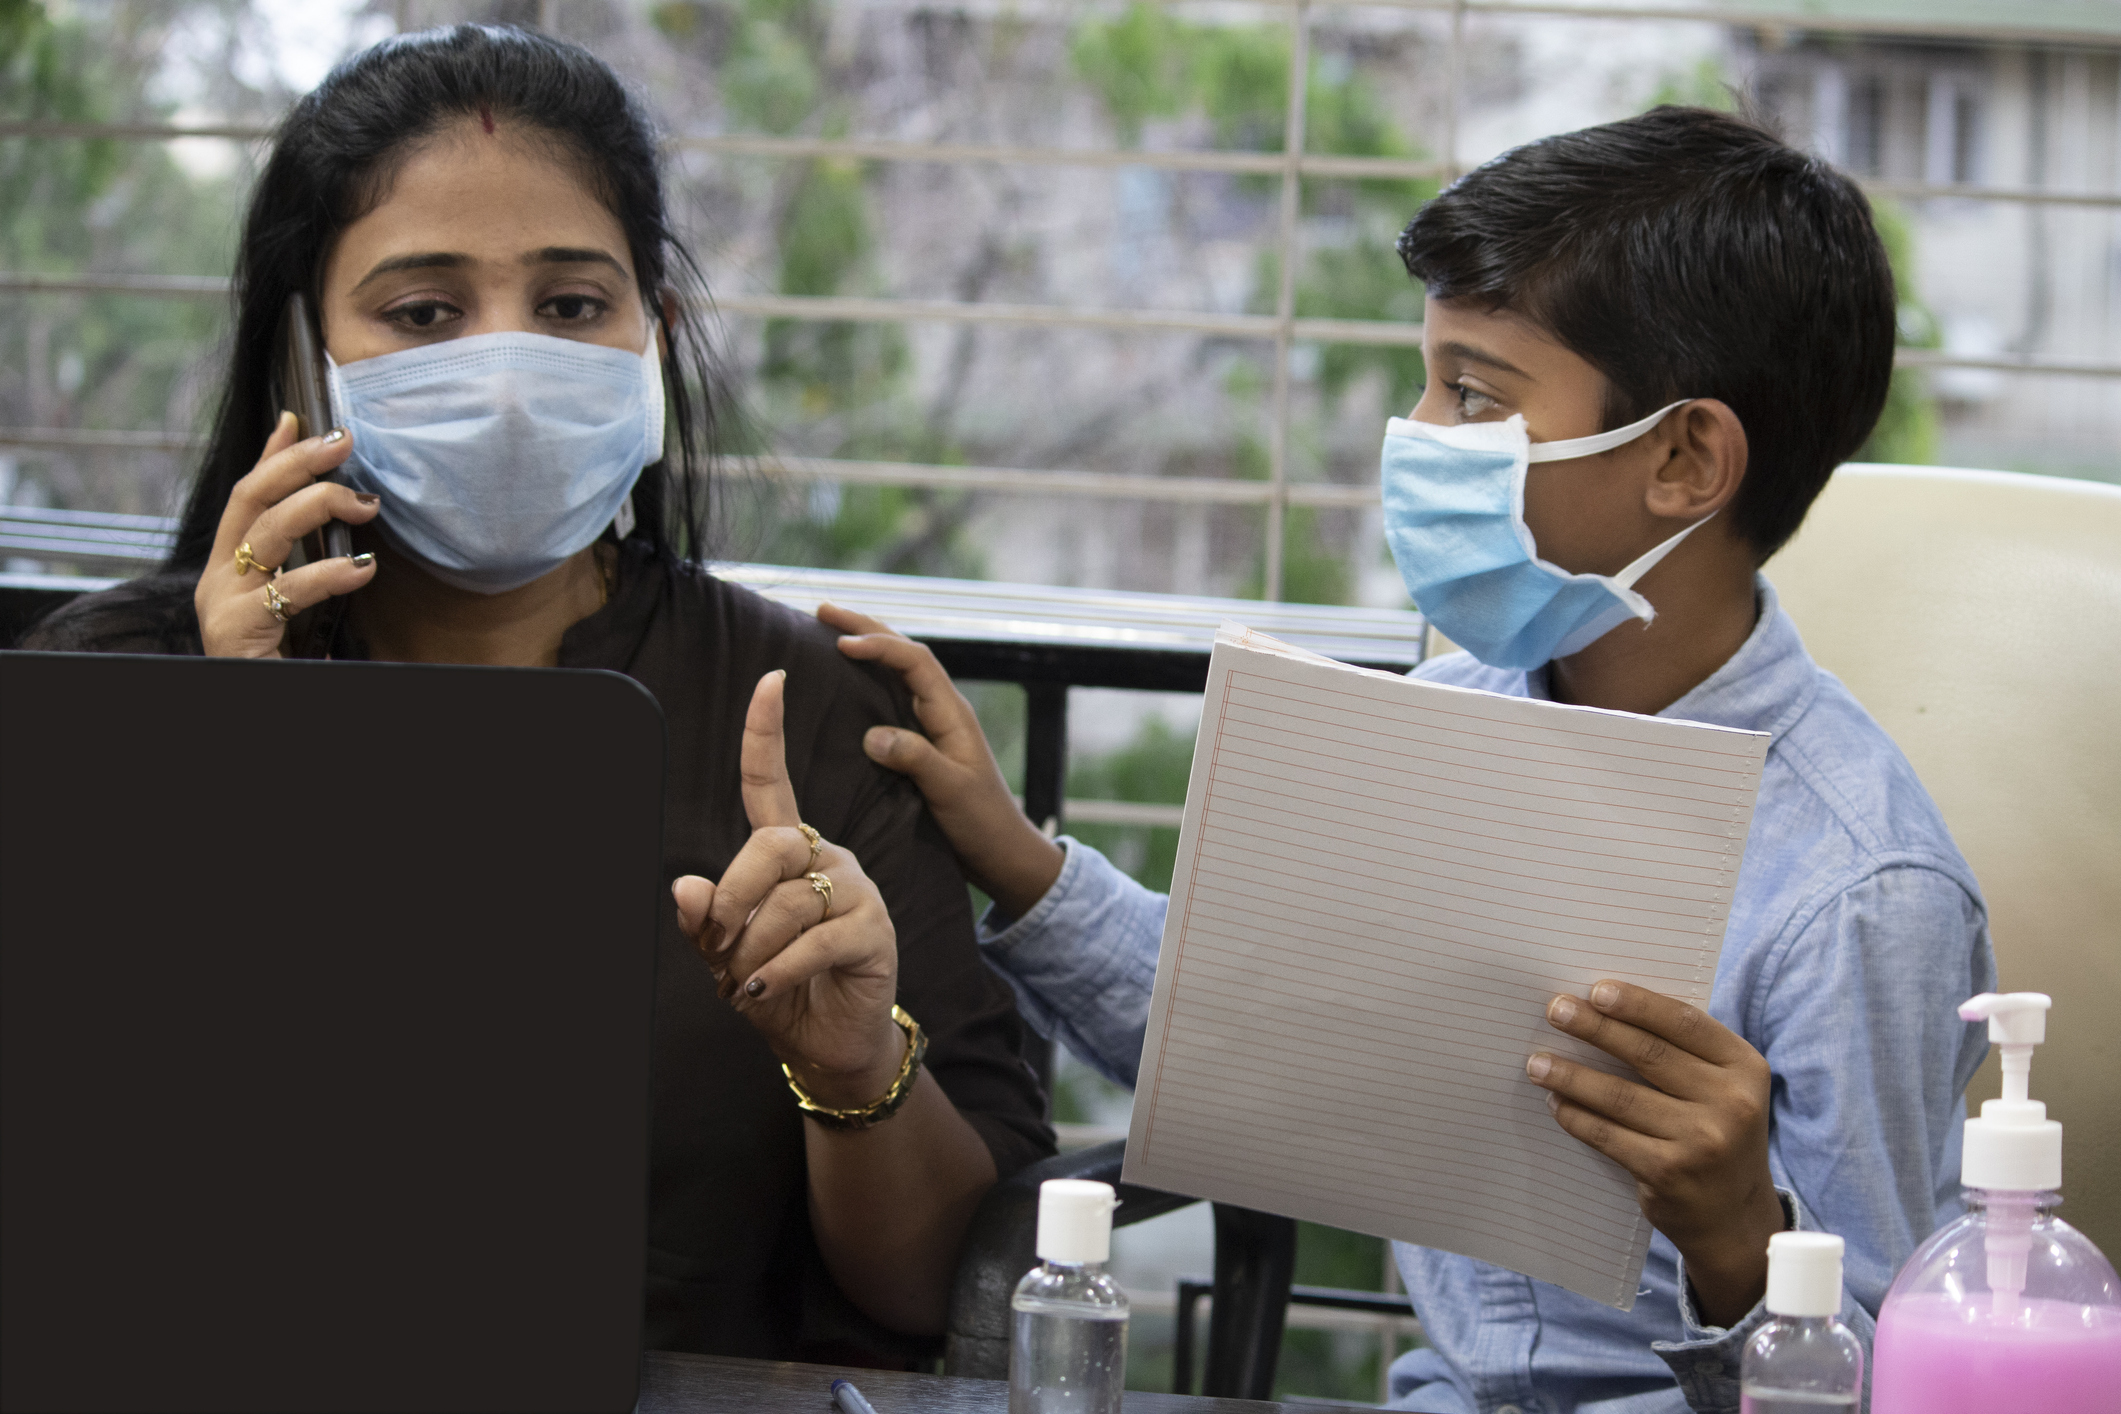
[1380,401,1712,670]
[329,330,664,593]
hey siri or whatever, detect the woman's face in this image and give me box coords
[319,118,652,367]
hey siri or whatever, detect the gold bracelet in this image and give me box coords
[781,1005,928,1131]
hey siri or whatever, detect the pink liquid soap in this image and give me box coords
[1870,1291,2121,1414]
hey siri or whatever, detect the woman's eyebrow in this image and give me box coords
[525,246,628,275]
[352,251,468,291]
[1437,339,1531,379]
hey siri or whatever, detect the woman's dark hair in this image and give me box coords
[1396,106,1896,561]
[167,22,723,573]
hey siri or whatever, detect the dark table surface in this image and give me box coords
[639,1351,1301,1412]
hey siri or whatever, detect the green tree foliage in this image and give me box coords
[2,1,253,515]
[1859,199,1941,466]
[655,0,980,575]
[1072,4,1438,607]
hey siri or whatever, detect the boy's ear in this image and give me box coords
[1645,399,1747,520]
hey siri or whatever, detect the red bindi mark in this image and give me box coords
[478,103,495,135]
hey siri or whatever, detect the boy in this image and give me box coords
[822,108,1993,1412]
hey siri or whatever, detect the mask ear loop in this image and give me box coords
[1525,400,1693,463]
[1611,509,1716,593]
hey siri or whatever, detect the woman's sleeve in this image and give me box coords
[822,735,1058,1180]
[975,838,1167,1090]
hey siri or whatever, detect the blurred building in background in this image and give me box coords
[4,0,2117,1402]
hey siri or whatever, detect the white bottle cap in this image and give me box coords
[1764,1231,1845,1317]
[1036,1179,1117,1265]
[1958,992,2063,1192]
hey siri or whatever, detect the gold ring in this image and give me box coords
[797,823,823,871]
[234,542,280,577]
[262,582,293,624]
[805,871,833,925]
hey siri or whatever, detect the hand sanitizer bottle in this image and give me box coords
[1009,1179,1128,1414]
[1872,993,2121,1412]
[1740,1231,1863,1412]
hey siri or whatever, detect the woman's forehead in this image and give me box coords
[328,120,633,283]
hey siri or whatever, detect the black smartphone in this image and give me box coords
[276,291,353,562]
[273,292,353,656]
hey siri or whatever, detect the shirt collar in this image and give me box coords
[1523,575,1816,738]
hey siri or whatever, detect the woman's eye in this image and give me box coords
[538,294,608,322]
[384,301,460,331]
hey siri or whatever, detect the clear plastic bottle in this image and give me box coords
[1740,1231,1863,1413]
[1009,1179,1128,1414]
[1871,993,2121,1413]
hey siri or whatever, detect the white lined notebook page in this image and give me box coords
[1121,625,1768,1309]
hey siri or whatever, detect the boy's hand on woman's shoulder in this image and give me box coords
[1526,980,1788,1328]
[820,602,1066,920]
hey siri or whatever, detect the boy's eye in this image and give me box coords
[538,294,608,322]
[1450,382,1498,419]
[384,300,462,331]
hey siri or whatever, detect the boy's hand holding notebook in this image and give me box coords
[1121,625,1769,1308]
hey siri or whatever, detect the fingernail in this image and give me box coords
[1526,1053,1552,1080]
[353,492,379,506]
[1549,996,1579,1025]
[348,551,375,568]
[1545,1091,1561,1115]
[863,728,894,761]
[323,428,347,444]
[745,978,766,999]
[773,669,787,684]
[1591,981,1621,1010]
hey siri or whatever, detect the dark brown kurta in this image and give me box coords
[25,545,1056,1361]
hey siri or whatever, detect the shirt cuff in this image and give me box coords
[976,836,1081,947]
[1649,1189,1800,1414]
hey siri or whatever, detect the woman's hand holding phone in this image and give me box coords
[671,671,906,1107]
[196,411,381,658]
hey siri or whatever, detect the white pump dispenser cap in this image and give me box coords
[1959,992,2062,1192]
[1764,1231,1845,1317]
[1036,1179,1117,1265]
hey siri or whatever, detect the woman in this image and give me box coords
[27,25,1051,1362]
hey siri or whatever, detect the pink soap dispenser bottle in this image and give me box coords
[1871,992,2121,1413]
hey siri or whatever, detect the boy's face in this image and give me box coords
[1412,294,1673,579]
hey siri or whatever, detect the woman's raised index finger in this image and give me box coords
[740,669,803,829]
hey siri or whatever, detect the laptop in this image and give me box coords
[1,653,664,1414]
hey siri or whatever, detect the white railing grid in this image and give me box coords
[4,0,2118,597]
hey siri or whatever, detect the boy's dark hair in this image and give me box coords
[1396,106,1895,560]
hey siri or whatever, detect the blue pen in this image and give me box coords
[830,1377,879,1414]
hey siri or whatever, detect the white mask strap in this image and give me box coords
[1526,400,1693,463]
[1611,509,1717,591]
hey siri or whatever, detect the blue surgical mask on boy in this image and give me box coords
[1380,401,1713,670]
[329,330,664,594]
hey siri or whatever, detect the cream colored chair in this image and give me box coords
[1770,463,2121,1262]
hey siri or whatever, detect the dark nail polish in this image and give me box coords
[348,551,375,568]
[353,492,379,506]
[745,978,766,998]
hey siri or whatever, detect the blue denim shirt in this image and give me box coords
[978,579,1995,1413]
